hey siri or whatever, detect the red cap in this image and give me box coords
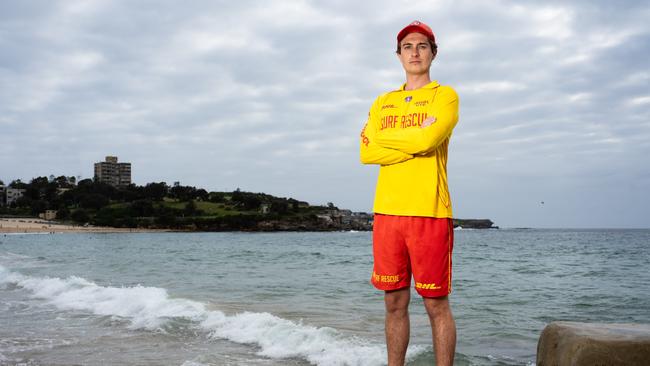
[397,20,435,45]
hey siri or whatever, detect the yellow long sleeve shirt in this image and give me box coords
[360,81,459,218]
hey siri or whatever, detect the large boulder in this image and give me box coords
[537,321,650,365]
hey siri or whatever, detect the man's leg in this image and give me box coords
[385,287,410,366]
[423,296,456,366]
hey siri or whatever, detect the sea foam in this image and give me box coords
[0,265,426,366]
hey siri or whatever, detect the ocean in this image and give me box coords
[1,229,648,365]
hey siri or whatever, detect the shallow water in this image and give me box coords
[1,229,648,365]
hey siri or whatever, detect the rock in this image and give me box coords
[452,218,497,229]
[537,321,650,366]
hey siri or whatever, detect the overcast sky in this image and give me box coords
[1,1,648,228]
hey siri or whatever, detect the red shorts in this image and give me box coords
[371,214,454,298]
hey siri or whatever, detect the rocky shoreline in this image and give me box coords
[157,213,499,232]
[1,216,498,233]
[453,218,498,229]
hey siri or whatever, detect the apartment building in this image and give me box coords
[5,188,26,206]
[94,156,132,187]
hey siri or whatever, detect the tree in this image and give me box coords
[55,176,72,188]
[209,192,226,203]
[119,185,143,202]
[155,208,177,227]
[232,189,243,202]
[29,200,48,216]
[143,182,168,201]
[195,189,209,201]
[26,177,49,200]
[184,200,197,216]
[270,200,289,214]
[120,216,137,228]
[231,190,262,210]
[56,206,71,220]
[71,208,90,223]
[31,176,49,186]
[14,196,32,209]
[43,181,59,202]
[79,193,109,210]
[72,179,116,200]
[77,178,94,188]
[129,199,154,217]
[9,179,27,189]
[170,184,197,201]
[93,207,117,227]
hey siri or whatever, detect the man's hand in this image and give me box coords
[420,116,437,128]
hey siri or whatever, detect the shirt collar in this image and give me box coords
[398,80,440,91]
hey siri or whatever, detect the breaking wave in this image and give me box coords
[0,265,425,366]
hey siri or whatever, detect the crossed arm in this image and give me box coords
[359,118,414,165]
[359,87,459,165]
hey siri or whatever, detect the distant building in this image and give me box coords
[39,210,58,220]
[94,156,132,187]
[56,187,72,195]
[5,188,25,207]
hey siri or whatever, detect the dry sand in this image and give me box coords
[0,218,166,234]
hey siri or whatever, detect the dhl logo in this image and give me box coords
[415,282,441,290]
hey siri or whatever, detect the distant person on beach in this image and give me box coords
[359,20,459,366]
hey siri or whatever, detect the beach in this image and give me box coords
[0,218,165,234]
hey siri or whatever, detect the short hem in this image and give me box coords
[417,289,452,298]
[371,281,410,292]
[371,281,452,297]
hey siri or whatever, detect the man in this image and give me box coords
[359,20,459,366]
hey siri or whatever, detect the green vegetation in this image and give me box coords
[0,176,339,230]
